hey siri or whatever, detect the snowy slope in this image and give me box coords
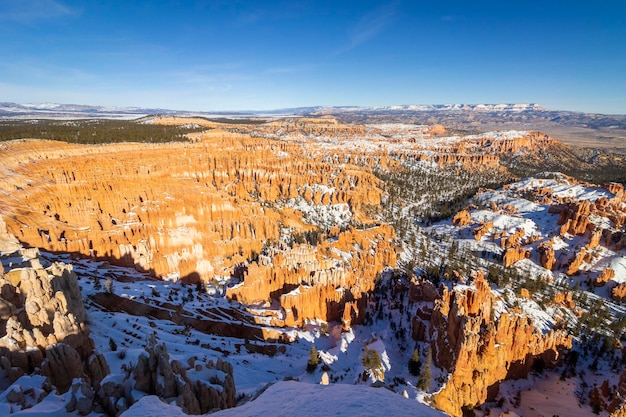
[123,381,447,417]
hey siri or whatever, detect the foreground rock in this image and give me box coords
[98,333,236,416]
[0,223,110,412]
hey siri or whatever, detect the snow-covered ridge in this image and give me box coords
[0,101,545,120]
[125,381,447,417]
[337,103,545,112]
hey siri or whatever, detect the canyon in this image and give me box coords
[0,115,625,416]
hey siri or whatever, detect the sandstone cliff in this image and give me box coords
[0,221,109,397]
[0,134,383,284]
[227,225,396,328]
[412,273,571,417]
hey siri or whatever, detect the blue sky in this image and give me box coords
[1,0,625,113]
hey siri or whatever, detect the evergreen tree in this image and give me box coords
[418,346,432,391]
[307,345,320,372]
[408,347,421,376]
[361,347,385,381]
[108,337,118,352]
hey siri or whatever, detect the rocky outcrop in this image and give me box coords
[0,227,109,399]
[227,225,396,328]
[552,201,592,236]
[566,247,586,275]
[592,371,626,415]
[452,210,471,227]
[536,239,556,270]
[500,229,525,249]
[108,333,237,415]
[549,185,626,244]
[612,283,626,302]
[553,292,576,309]
[473,222,493,241]
[0,249,91,357]
[502,246,530,267]
[41,343,86,393]
[421,273,571,417]
[595,268,615,287]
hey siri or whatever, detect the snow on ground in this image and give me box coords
[22,249,437,415]
[509,175,614,202]
[483,373,611,417]
[207,381,447,417]
[609,256,626,284]
[289,200,352,230]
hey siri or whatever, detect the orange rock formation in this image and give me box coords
[473,222,494,241]
[452,210,471,227]
[0,134,383,284]
[566,247,586,275]
[595,268,616,287]
[503,246,530,267]
[227,225,396,328]
[425,273,572,417]
[612,284,626,302]
[538,240,556,270]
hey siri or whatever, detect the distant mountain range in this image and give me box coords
[1,102,625,150]
[0,101,551,119]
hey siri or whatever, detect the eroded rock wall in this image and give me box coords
[0,224,109,394]
[414,273,572,417]
[0,135,383,283]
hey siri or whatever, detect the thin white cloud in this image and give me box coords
[336,3,397,55]
[264,64,314,75]
[0,0,76,23]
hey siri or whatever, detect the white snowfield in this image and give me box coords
[123,381,448,417]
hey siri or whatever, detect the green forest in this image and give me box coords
[0,119,206,144]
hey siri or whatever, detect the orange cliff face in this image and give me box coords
[226,225,396,328]
[412,273,572,417]
[0,134,384,285]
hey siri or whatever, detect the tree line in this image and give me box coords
[0,119,205,144]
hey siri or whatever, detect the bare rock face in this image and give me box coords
[41,343,85,393]
[128,334,236,415]
[612,283,626,302]
[566,247,586,276]
[538,240,556,270]
[421,273,572,417]
[0,225,109,403]
[0,217,21,253]
[595,268,615,287]
[502,246,530,267]
[227,225,396,328]
[0,250,92,357]
[452,210,471,227]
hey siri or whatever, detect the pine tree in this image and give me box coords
[108,337,118,352]
[408,347,421,376]
[361,347,384,381]
[418,346,432,391]
[307,345,320,372]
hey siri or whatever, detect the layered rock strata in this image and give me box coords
[411,273,572,417]
[0,135,383,283]
[227,225,396,328]
[0,222,109,396]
